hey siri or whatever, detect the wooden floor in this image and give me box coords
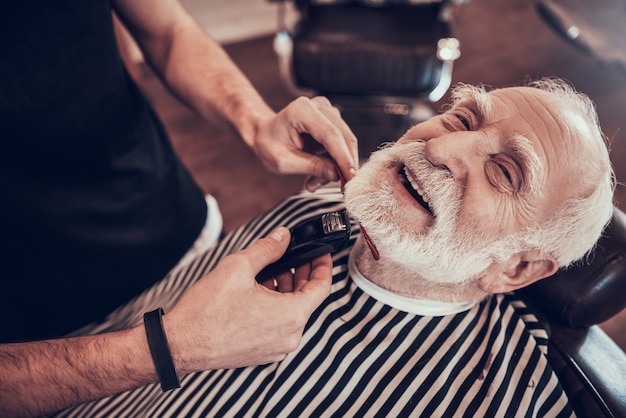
[128,0,626,349]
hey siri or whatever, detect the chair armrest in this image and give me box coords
[546,324,626,417]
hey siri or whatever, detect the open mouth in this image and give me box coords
[398,166,434,215]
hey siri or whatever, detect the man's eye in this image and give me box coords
[498,163,512,184]
[457,115,471,130]
[485,157,521,193]
[442,111,474,132]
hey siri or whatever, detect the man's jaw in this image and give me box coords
[352,238,490,303]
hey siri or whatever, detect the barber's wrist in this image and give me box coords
[238,107,275,149]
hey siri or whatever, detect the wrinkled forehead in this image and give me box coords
[450,85,571,121]
[501,87,603,163]
[451,85,593,149]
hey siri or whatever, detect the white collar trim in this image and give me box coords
[348,250,477,316]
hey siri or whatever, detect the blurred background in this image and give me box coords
[118,0,626,349]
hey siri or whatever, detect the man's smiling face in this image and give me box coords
[344,85,591,284]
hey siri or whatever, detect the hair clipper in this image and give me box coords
[256,209,352,282]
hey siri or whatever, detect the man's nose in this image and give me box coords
[423,133,477,181]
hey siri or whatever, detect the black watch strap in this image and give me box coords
[144,308,181,391]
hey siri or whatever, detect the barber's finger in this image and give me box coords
[303,120,356,183]
[310,97,360,178]
[293,260,312,292]
[293,253,333,305]
[283,150,337,183]
[239,227,291,274]
[275,270,294,293]
[304,175,328,193]
[260,278,276,290]
[290,98,358,182]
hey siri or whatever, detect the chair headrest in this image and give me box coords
[519,206,626,328]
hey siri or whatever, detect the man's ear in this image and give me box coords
[478,250,559,294]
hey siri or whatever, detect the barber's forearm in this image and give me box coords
[0,327,155,417]
[141,15,275,147]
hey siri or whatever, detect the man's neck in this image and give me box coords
[352,238,488,304]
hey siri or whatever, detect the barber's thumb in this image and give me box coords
[245,227,291,273]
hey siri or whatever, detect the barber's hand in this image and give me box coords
[163,227,332,373]
[252,96,359,191]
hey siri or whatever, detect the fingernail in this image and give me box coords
[349,167,357,179]
[270,228,286,242]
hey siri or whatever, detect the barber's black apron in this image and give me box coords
[0,0,207,342]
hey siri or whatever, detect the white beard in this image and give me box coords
[345,141,522,285]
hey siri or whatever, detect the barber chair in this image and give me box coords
[517,206,626,418]
[270,0,465,159]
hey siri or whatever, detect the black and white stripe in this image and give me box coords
[53,187,573,417]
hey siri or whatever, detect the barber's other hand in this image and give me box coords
[163,227,332,373]
[252,96,359,191]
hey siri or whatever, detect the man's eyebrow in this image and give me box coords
[451,87,493,123]
[507,134,542,195]
[451,92,491,125]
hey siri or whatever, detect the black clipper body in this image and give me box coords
[256,210,352,282]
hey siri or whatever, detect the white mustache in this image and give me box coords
[395,142,460,226]
[351,140,462,235]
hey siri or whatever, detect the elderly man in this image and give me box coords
[42,78,613,417]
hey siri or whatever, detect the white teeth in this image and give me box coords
[403,167,429,202]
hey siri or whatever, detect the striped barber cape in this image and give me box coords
[53,186,573,417]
